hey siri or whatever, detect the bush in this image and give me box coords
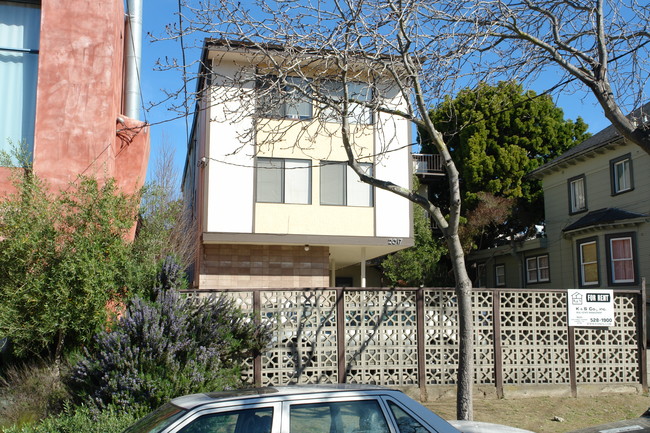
[1,405,137,433]
[66,277,271,412]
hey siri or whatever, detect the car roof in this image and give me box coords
[170,384,398,410]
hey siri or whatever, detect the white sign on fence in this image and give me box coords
[567,289,614,327]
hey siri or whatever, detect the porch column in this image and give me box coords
[361,247,367,288]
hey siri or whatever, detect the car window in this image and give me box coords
[387,402,432,433]
[122,403,187,433]
[290,400,389,433]
[178,407,273,433]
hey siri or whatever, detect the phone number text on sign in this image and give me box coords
[567,289,614,327]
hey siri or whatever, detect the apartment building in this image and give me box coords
[182,40,415,289]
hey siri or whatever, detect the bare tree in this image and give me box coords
[436,0,650,152]
[162,0,479,419]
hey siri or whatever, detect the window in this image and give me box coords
[388,402,430,433]
[610,154,633,195]
[320,81,373,125]
[178,407,273,433]
[525,255,550,284]
[290,400,388,433]
[320,161,373,206]
[568,175,586,214]
[606,233,637,285]
[0,1,40,162]
[577,238,599,287]
[494,264,505,287]
[256,158,311,204]
[257,76,312,120]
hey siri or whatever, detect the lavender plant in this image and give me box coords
[67,264,270,412]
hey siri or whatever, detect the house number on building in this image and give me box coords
[387,238,403,245]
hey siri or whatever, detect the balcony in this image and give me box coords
[412,153,445,177]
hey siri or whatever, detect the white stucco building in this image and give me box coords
[182,40,414,289]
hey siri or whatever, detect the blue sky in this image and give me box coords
[138,2,612,187]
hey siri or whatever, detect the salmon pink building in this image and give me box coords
[0,0,149,197]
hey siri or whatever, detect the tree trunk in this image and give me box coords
[447,233,474,421]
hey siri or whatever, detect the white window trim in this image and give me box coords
[495,264,505,287]
[526,255,549,284]
[569,176,586,213]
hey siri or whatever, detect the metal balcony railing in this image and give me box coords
[412,153,444,176]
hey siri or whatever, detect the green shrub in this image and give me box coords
[66,267,271,412]
[1,405,137,433]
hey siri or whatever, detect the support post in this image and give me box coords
[568,325,577,397]
[492,289,504,399]
[639,278,648,392]
[336,288,347,383]
[416,288,428,401]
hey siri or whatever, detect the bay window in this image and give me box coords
[606,233,637,285]
[577,238,599,287]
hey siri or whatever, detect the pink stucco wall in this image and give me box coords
[0,0,149,198]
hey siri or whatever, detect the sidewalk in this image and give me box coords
[423,392,650,433]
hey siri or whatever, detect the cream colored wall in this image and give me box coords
[254,120,377,236]
[542,142,650,288]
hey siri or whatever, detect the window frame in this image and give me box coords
[605,232,638,286]
[319,161,373,207]
[0,0,40,164]
[525,254,550,284]
[577,237,600,287]
[610,153,634,195]
[494,264,505,287]
[567,174,587,215]
[255,157,312,205]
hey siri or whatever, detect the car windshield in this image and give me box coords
[122,403,187,433]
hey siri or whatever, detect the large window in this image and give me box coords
[0,1,40,162]
[568,175,586,214]
[320,161,373,206]
[320,81,373,125]
[606,233,637,285]
[577,238,599,287]
[610,154,633,195]
[525,255,549,284]
[257,76,312,120]
[256,157,311,204]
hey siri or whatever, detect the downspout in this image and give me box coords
[124,0,143,120]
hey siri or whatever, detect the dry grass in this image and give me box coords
[0,361,69,429]
[424,393,650,432]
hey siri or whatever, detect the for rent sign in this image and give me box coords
[567,289,615,327]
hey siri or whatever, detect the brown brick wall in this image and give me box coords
[200,244,330,289]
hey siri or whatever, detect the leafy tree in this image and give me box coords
[438,1,650,155]
[132,140,196,289]
[382,208,446,287]
[425,81,590,246]
[0,172,140,362]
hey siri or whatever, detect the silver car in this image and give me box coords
[122,384,534,433]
